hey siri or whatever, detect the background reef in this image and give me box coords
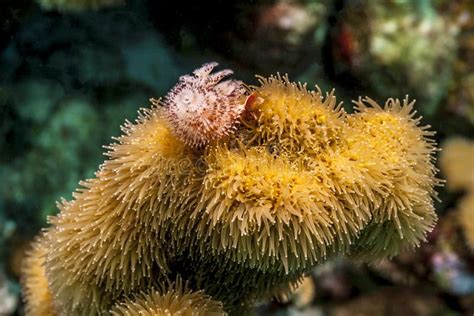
[0,0,473,315]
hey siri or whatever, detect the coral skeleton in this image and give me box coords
[22,63,440,315]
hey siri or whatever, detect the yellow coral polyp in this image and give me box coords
[43,108,202,312]
[346,98,439,258]
[244,75,345,156]
[198,145,336,271]
[458,194,474,250]
[21,72,440,315]
[21,237,57,316]
[204,147,322,214]
[440,138,474,251]
[110,280,225,316]
[440,138,474,191]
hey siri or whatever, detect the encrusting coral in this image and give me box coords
[22,62,440,315]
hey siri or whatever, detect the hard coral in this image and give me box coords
[22,63,440,315]
[21,237,56,316]
[440,138,474,191]
[346,98,439,258]
[440,138,474,250]
[458,194,474,250]
[44,110,200,313]
[110,280,225,316]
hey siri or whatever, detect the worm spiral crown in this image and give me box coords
[158,62,247,148]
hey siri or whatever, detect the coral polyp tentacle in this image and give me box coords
[21,66,440,315]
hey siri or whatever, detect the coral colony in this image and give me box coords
[22,62,440,315]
